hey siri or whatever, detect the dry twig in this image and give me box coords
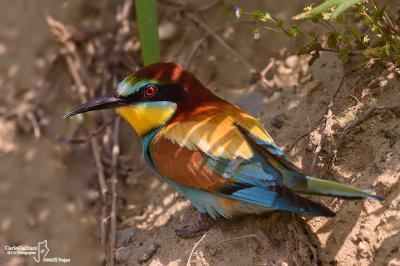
[214,234,269,248]
[31,109,81,151]
[285,117,324,153]
[47,2,138,264]
[197,0,223,12]
[116,0,133,24]
[185,20,254,68]
[333,102,400,157]
[109,117,121,266]
[185,34,209,69]
[90,137,109,245]
[157,0,221,12]
[260,59,275,88]
[47,16,92,102]
[26,111,42,138]
[187,233,207,266]
[160,0,254,71]
[69,119,114,143]
[310,75,344,172]
[48,15,112,249]
[187,13,256,73]
[157,0,183,8]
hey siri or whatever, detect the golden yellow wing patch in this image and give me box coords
[160,103,273,160]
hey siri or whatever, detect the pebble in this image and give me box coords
[271,117,283,129]
[117,227,136,246]
[138,242,160,264]
[85,189,99,202]
[358,241,366,252]
[285,55,299,69]
[158,21,177,41]
[116,247,131,263]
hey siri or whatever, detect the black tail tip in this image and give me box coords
[313,205,336,217]
[372,195,384,202]
[363,190,384,202]
[324,208,336,217]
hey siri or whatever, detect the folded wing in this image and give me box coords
[150,103,338,217]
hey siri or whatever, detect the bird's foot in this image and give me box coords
[175,212,215,238]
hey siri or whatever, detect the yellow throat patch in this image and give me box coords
[117,102,177,136]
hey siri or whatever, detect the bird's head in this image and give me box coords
[63,62,217,137]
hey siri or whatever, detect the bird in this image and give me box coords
[64,62,383,237]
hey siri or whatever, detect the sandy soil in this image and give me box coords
[1,0,399,266]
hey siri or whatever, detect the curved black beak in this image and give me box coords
[63,93,128,119]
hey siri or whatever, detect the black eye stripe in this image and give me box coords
[149,84,186,102]
[120,83,186,103]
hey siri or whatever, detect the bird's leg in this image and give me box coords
[175,212,215,238]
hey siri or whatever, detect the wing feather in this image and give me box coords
[149,102,335,216]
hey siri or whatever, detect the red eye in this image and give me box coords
[144,86,157,97]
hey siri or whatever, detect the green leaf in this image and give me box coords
[354,41,365,50]
[299,46,308,55]
[374,39,386,47]
[327,32,337,48]
[310,40,322,50]
[338,34,349,45]
[274,20,284,27]
[289,25,299,37]
[322,11,332,20]
[392,54,400,61]
[370,24,379,33]
[363,47,379,56]
[293,0,342,20]
[338,48,351,59]
[251,10,264,20]
[303,6,313,12]
[310,13,324,23]
[393,35,400,43]
[336,14,348,25]
[354,34,369,50]
[373,3,387,19]
[379,43,390,58]
[135,0,160,65]
[308,52,320,65]
[355,3,365,14]
[260,12,272,21]
[293,0,365,21]
[250,11,272,22]
[307,30,316,37]
[331,0,364,20]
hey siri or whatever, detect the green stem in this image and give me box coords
[363,10,400,53]
[344,24,370,49]
[269,17,292,37]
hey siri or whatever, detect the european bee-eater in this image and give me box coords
[64,62,382,237]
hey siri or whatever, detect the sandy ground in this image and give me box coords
[0,0,399,265]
